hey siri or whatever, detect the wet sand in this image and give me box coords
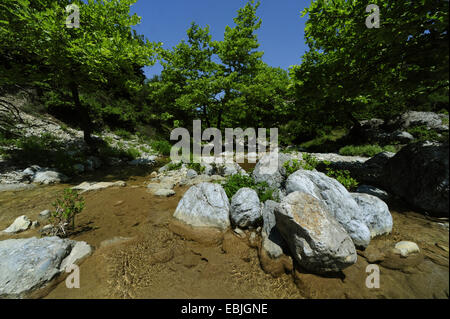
[0,165,448,299]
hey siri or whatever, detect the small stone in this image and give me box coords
[39,210,51,219]
[186,169,198,179]
[153,189,176,197]
[394,241,420,257]
[2,215,32,234]
[31,221,40,229]
[150,171,158,178]
[40,225,54,234]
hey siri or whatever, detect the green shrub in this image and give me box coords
[283,159,302,176]
[187,162,205,174]
[126,147,141,159]
[301,153,320,170]
[167,161,183,171]
[325,168,359,191]
[150,140,172,156]
[114,128,133,140]
[1,133,85,175]
[407,125,447,142]
[339,144,397,157]
[48,188,85,237]
[283,153,320,176]
[222,173,278,202]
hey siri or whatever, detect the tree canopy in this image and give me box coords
[1,0,448,146]
[289,0,449,140]
[1,0,159,143]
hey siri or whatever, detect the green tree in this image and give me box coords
[0,0,159,147]
[290,0,449,140]
[151,0,290,131]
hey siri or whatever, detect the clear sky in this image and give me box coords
[129,0,311,78]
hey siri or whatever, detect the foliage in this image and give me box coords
[324,168,359,191]
[290,0,449,140]
[150,140,172,156]
[114,129,133,140]
[283,153,320,176]
[1,133,85,175]
[148,0,291,131]
[48,188,85,237]
[222,173,277,202]
[125,147,141,159]
[0,0,159,146]
[339,144,397,157]
[186,162,205,174]
[166,161,183,171]
[407,125,449,143]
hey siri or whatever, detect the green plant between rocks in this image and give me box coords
[339,144,397,157]
[186,162,205,174]
[325,168,359,191]
[283,153,320,175]
[222,173,278,203]
[48,188,85,237]
[282,154,359,191]
[150,140,172,156]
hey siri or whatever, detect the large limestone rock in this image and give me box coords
[0,237,91,298]
[173,183,230,230]
[252,151,291,189]
[230,188,261,228]
[350,193,393,238]
[2,215,31,234]
[381,142,449,216]
[274,192,357,274]
[285,170,371,248]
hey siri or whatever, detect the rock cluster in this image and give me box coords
[170,151,397,275]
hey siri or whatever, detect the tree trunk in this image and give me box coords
[70,83,95,150]
[347,112,365,143]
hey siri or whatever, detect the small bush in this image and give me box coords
[48,188,85,237]
[283,159,302,176]
[167,161,183,171]
[150,140,172,156]
[222,173,277,202]
[1,133,84,175]
[187,162,205,174]
[407,125,447,142]
[126,147,141,159]
[339,144,396,157]
[325,168,359,191]
[283,153,320,176]
[114,129,133,140]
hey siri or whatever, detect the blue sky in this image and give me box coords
[129,0,311,78]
